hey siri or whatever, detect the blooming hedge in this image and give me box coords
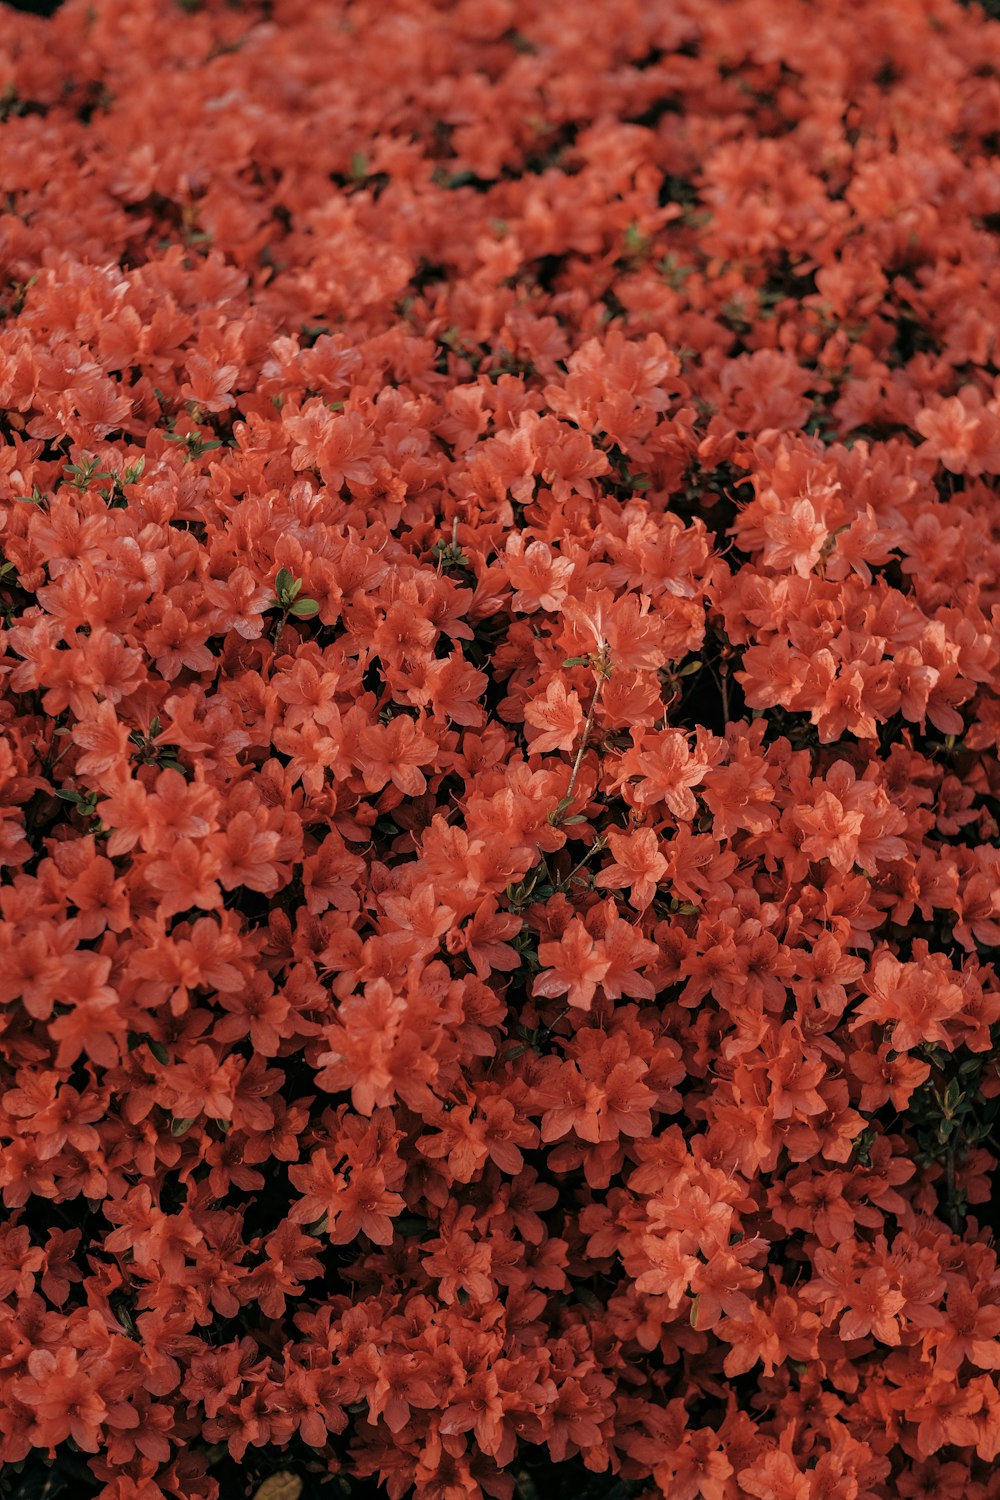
[2,0,1000,1497]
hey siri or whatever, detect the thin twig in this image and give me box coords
[556,835,607,891]
[564,672,605,806]
[944,1132,963,1232]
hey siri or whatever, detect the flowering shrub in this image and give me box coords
[2,0,1000,1497]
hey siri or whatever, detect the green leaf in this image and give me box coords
[547,793,574,826]
[170,1117,196,1137]
[432,539,471,571]
[289,597,320,618]
[943,1078,963,1113]
[112,1300,137,1337]
[148,1039,170,1065]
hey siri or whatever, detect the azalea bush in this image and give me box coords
[2,0,1000,1496]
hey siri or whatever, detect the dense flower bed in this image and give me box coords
[2,0,1000,1496]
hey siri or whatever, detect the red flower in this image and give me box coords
[533,919,610,1012]
[14,1348,108,1454]
[2,4,1000,1495]
[523,678,584,754]
[595,826,667,911]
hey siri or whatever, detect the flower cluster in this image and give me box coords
[1,0,1000,1498]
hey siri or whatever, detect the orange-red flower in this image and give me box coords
[0,1,999,1494]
